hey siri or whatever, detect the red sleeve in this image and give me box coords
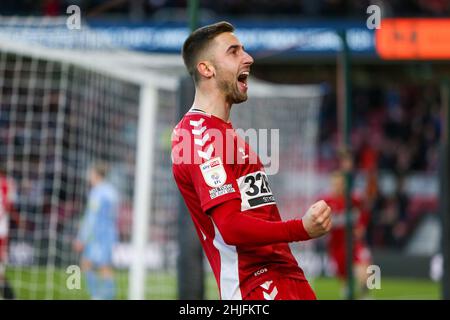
[208,199,311,246]
[190,156,241,212]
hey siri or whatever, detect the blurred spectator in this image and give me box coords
[369,174,410,248]
[358,141,378,172]
[322,171,372,299]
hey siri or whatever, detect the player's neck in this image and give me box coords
[193,87,232,123]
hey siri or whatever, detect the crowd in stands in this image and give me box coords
[1,0,450,18]
[318,83,441,248]
[319,84,441,174]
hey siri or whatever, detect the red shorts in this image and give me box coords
[244,277,316,300]
[330,242,372,278]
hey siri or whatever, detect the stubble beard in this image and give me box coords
[216,69,248,105]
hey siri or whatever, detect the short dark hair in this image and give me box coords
[182,21,235,83]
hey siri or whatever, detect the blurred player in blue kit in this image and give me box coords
[73,162,119,300]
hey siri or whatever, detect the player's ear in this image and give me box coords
[197,60,215,79]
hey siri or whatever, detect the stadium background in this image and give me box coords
[0,0,448,300]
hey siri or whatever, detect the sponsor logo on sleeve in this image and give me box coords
[209,184,236,199]
[200,157,227,188]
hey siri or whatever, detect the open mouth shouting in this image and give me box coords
[237,70,250,92]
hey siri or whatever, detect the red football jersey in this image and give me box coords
[321,193,369,251]
[0,176,13,238]
[321,193,371,276]
[172,109,306,299]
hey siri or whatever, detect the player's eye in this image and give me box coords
[228,47,239,55]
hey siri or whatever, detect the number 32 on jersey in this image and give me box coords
[237,171,276,211]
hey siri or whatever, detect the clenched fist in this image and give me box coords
[302,200,332,239]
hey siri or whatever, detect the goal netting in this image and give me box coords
[0,18,324,299]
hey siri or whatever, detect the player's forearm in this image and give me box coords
[216,215,310,246]
[209,199,311,246]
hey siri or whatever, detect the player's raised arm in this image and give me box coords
[208,198,331,246]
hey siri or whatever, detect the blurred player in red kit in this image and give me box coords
[172,21,332,300]
[0,166,20,299]
[322,171,372,299]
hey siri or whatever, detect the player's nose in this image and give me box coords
[243,50,254,66]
